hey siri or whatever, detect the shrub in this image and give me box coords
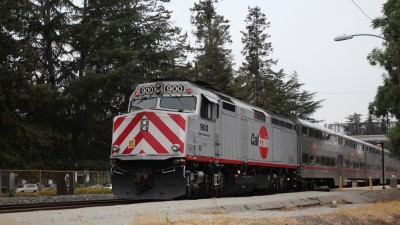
[37,189,57,196]
[75,188,112,195]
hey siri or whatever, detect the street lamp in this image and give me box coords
[334,34,386,41]
[334,33,400,93]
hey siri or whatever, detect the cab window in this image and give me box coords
[201,95,218,120]
[129,98,157,112]
[160,96,196,111]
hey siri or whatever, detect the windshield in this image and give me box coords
[129,98,157,112]
[160,96,196,111]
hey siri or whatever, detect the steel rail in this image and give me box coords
[0,199,148,214]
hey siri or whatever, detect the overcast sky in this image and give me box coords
[166,0,387,125]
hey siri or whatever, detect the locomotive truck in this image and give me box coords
[110,80,400,199]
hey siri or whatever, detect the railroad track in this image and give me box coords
[0,199,143,214]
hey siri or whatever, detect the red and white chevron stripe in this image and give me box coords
[112,112,186,156]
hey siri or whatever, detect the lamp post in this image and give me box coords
[334,33,400,93]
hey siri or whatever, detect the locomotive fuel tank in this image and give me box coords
[223,174,257,196]
[111,162,187,199]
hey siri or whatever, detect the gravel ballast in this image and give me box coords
[0,194,116,205]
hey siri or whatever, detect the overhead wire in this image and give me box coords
[316,91,375,95]
[349,0,372,21]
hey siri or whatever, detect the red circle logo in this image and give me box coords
[259,126,269,159]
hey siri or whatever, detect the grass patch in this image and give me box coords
[331,200,400,224]
[37,189,57,196]
[14,192,38,197]
[7,187,112,197]
[75,188,112,195]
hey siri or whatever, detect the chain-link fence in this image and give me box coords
[0,169,110,197]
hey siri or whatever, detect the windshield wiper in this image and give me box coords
[173,96,186,111]
[136,97,147,105]
[130,105,143,112]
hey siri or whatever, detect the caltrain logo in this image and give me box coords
[250,125,269,159]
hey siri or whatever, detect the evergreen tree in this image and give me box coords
[24,0,75,88]
[0,0,29,168]
[236,6,322,120]
[190,0,233,94]
[0,0,72,169]
[363,115,380,135]
[237,6,275,106]
[63,0,189,166]
[344,113,363,135]
[0,0,190,169]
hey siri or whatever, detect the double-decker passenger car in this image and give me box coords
[110,80,400,199]
[297,119,395,187]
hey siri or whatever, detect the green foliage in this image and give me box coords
[0,0,190,170]
[13,188,112,196]
[7,187,16,197]
[235,6,276,107]
[364,115,381,135]
[0,0,327,169]
[343,113,389,136]
[75,160,110,171]
[61,0,190,166]
[234,7,322,120]
[190,0,234,94]
[387,121,400,156]
[344,113,363,135]
[368,0,400,156]
[37,189,57,196]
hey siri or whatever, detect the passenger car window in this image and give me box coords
[302,154,309,163]
[302,126,308,135]
[309,155,315,164]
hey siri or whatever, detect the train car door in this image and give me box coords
[273,127,283,162]
[190,95,219,157]
[241,117,248,161]
[221,101,237,160]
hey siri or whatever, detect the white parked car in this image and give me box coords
[104,184,112,190]
[16,184,39,193]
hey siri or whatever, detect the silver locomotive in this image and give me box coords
[110,80,399,199]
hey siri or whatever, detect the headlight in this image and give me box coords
[171,144,180,152]
[111,145,120,153]
[141,118,149,131]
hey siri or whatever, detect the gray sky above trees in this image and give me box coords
[166,0,386,125]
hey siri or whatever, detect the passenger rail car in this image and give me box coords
[298,120,398,187]
[110,80,400,199]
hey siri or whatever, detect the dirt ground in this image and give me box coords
[1,186,400,225]
[181,188,400,225]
